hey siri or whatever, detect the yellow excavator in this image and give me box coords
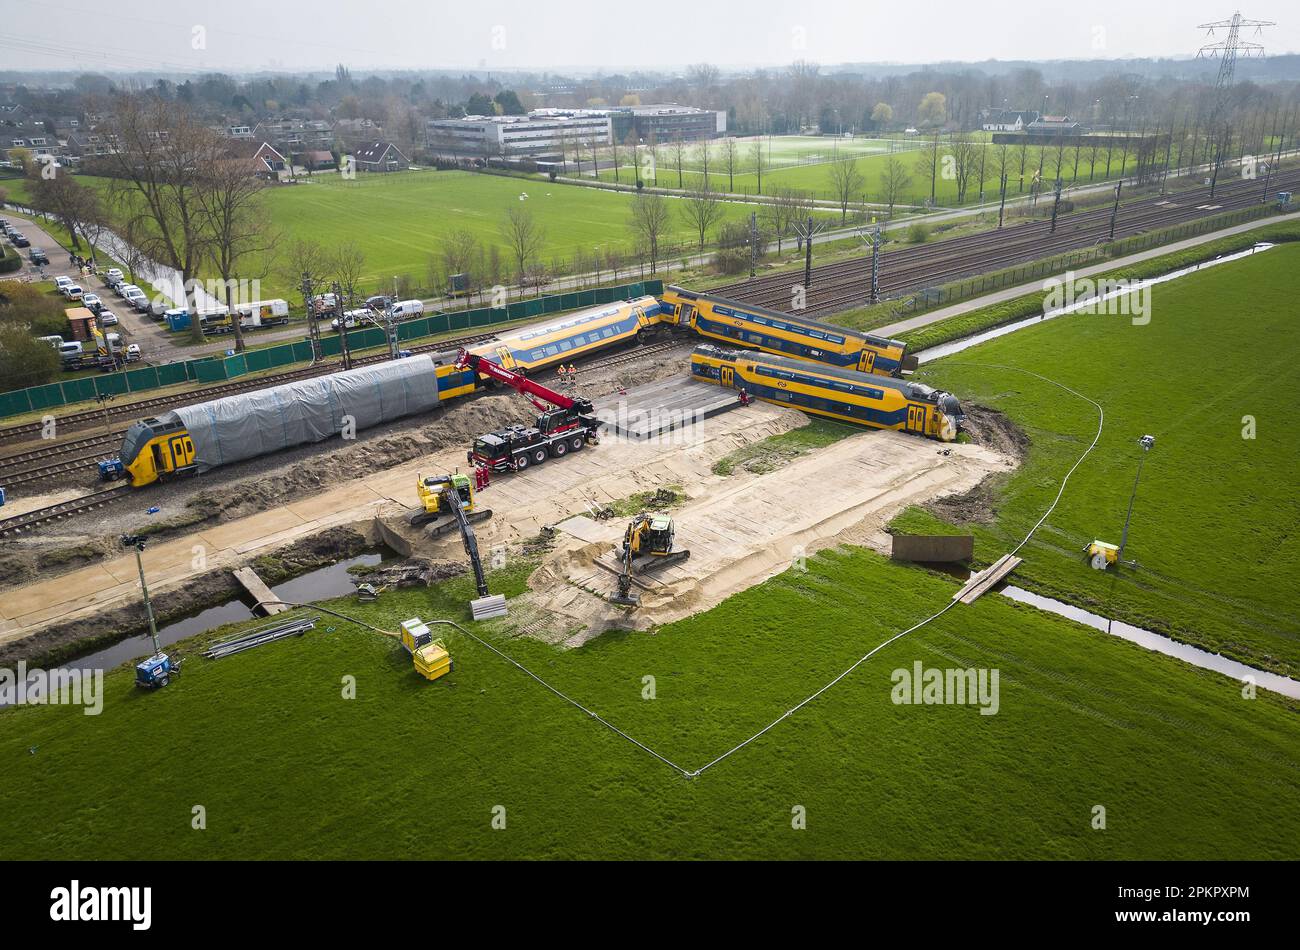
[408,472,492,539]
[610,512,690,607]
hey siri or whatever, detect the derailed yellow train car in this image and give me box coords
[119,297,669,487]
[690,344,964,441]
[661,285,915,378]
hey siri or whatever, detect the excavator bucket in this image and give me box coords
[471,594,508,620]
[609,589,641,607]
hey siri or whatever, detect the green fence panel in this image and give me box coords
[26,382,65,411]
[62,377,98,403]
[124,367,159,391]
[95,373,132,397]
[158,363,189,387]
[194,360,229,383]
[0,391,31,417]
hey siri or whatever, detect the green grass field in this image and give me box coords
[2,544,1297,860]
[2,237,1297,861]
[897,243,1300,676]
[5,170,810,300]
[595,139,1143,208]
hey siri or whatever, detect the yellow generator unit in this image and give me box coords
[400,617,434,654]
[413,641,454,682]
[1085,540,1119,571]
[400,617,455,681]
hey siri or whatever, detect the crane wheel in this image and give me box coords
[514,453,530,471]
[569,435,584,452]
[530,447,547,465]
[551,441,568,457]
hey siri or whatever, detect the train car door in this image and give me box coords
[494,347,516,370]
[720,366,734,387]
[906,405,927,434]
[859,350,877,374]
[169,434,196,471]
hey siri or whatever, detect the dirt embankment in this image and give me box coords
[0,526,371,670]
[0,341,698,591]
[924,404,1029,525]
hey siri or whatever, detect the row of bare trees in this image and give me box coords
[90,96,275,349]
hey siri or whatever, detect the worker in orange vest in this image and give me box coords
[567,364,578,389]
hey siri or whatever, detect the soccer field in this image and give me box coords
[598,136,1141,208]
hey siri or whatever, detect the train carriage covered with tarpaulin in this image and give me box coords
[121,355,441,484]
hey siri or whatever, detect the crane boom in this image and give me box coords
[456,349,577,410]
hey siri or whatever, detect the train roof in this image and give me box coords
[488,295,659,345]
[665,285,905,350]
[693,344,940,400]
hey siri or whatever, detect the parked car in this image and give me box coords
[124,288,150,312]
[54,276,73,291]
[62,283,84,300]
[58,341,83,362]
[98,309,119,326]
[116,282,139,299]
[29,248,48,266]
[105,268,123,284]
[365,294,392,312]
[125,343,141,361]
[83,293,103,312]
[10,233,30,247]
[389,299,424,320]
[331,309,369,331]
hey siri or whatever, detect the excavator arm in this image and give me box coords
[443,485,489,598]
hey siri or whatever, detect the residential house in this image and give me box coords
[980,109,1039,132]
[352,140,407,173]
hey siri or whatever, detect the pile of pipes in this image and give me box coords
[203,616,319,660]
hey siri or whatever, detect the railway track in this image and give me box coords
[0,336,686,503]
[714,168,1300,317]
[0,485,134,538]
[0,330,501,448]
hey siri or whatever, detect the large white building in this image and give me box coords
[426,104,725,158]
[426,110,612,158]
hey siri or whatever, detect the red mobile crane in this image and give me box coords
[455,349,602,472]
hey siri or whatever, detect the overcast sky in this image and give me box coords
[1,0,1295,73]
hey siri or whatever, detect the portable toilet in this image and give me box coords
[165,308,192,332]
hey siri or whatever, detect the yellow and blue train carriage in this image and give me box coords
[463,295,666,375]
[118,298,670,487]
[690,344,964,441]
[660,285,915,378]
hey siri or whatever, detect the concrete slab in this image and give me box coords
[593,374,745,440]
[555,515,615,544]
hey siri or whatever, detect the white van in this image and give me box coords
[58,341,83,362]
[38,334,63,348]
[390,299,424,320]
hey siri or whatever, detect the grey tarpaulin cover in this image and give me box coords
[173,354,440,472]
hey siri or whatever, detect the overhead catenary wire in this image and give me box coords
[253,367,1103,780]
